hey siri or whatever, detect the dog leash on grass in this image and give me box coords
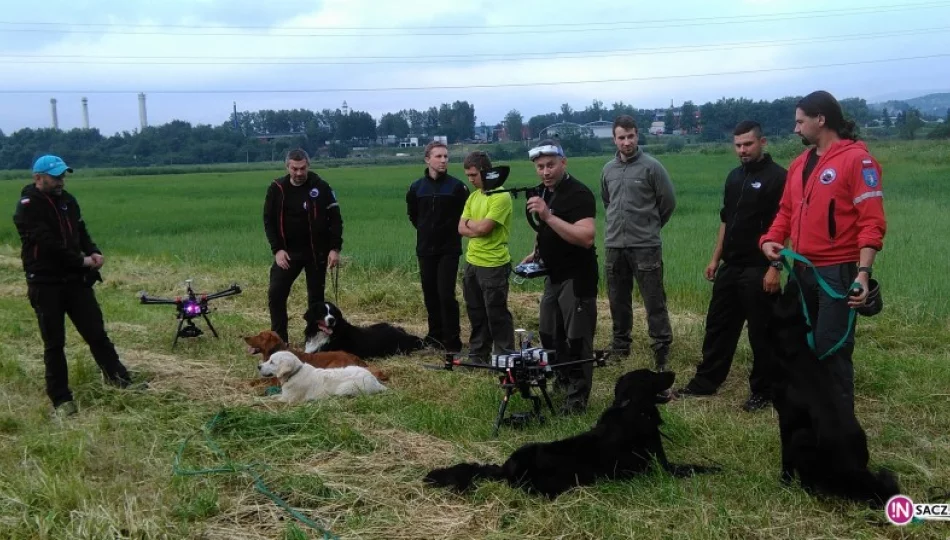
[173,409,339,540]
[778,248,860,361]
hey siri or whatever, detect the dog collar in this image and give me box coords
[284,363,304,381]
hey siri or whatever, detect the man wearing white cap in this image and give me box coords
[13,155,143,418]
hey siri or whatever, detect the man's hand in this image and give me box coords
[90,253,104,269]
[763,267,781,294]
[704,260,719,282]
[520,251,536,265]
[82,256,95,268]
[526,196,551,222]
[275,250,291,270]
[848,271,870,308]
[761,241,784,261]
[327,250,340,269]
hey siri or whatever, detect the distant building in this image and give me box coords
[649,121,665,136]
[583,120,614,139]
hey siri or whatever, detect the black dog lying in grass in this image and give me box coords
[769,280,900,507]
[424,369,718,498]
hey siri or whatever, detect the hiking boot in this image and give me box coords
[741,393,771,412]
[673,386,715,399]
[52,401,78,418]
[105,375,150,391]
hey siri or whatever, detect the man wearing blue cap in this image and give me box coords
[13,155,142,418]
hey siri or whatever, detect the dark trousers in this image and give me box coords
[418,254,462,350]
[28,283,130,407]
[540,278,597,409]
[605,247,673,356]
[268,257,326,344]
[793,262,858,407]
[687,263,775,396]
[462,262,515,361]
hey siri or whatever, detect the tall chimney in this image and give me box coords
[81,97,90,129]
[50,98,59,130]
[138,92,148,129]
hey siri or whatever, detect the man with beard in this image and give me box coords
[676,121,787,411]
[760,90,887,410]
[601,115,676,372]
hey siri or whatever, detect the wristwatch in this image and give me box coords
[769,260,783,269]
[857,266,873,278]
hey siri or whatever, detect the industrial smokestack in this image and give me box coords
[81,97,90,129]
[138,92,148,129]
[50,98,59,130]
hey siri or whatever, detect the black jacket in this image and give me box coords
[13,184,101,284]
[263,171,343,259]
[406,169,469,256]
[720,153,787,267]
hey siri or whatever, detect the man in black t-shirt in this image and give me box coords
[520,139,599,414]
[263,148,343,344]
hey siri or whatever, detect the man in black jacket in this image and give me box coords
[13,155,141,417]
[406,141,469,351]
[263,148,343,344]
[677,121,787,411]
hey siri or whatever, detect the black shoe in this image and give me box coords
[741,394,771,412]
[105,374,149,391]
[444,339,464,353]
[673,386,715,399]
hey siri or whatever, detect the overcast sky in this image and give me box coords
[1,0,948,135]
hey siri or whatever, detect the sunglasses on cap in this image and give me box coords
[528,145,564,161]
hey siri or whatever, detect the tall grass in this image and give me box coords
[0,140,947,539]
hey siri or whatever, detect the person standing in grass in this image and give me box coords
[263,148,343,344]
[406,141,469,352]
[13,155,145,418]
[676,121,787,412]
[457,151,515,363]
[601,115,676,372]
[520,139,599,414]
[761,90,887,410]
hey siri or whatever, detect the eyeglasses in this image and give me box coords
[528,145,564,161]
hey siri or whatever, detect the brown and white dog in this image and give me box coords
[243,330,389,387]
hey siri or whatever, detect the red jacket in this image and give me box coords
[761,140,886,266]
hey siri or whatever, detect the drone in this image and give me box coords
[425,329,611,436]
[139,279,242,348]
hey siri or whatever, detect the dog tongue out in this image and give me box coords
[318,321,333,335]
[247,346,260,355]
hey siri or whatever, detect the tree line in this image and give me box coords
[1,95,947,170]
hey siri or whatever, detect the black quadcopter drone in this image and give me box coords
[139,279,242,348]
[425,329,611,436]
[480,165,547,232]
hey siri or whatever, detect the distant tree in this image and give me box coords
[882,108,892,128]
[839,97,871,127]
[895,111,905,128]
[504,110,524,141]
[378,113,410,138]
[899,108,924,139]
[680,101,697,131]
[663,108,676,131]
[527,113,558,139]
[559,103,574,122]
[946,107,950,123]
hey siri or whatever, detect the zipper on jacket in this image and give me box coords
[827,199,836,240]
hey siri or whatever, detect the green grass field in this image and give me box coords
[0,141,947,539]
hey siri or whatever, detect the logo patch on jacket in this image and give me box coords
[862,168,879,188]
[751,181,762,189]
[309,188,319,198]
[19,197,30,205]
[819,168,837,185]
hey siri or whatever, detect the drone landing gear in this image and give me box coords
[172,314,219,348]
[492,374,556,437]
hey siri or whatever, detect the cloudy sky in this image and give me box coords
[1,0,948,135]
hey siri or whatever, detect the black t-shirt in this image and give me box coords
[536,174,599,297]
[283,182,312,257]
[802,148,819,189]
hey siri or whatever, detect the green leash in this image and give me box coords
[173,409,339,540]
[778,248,860,361]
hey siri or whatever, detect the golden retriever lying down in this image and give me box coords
[258,351,388,403]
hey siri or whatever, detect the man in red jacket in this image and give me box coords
[760,90,886,408]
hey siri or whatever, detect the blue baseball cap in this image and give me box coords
[32,155,73,176]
